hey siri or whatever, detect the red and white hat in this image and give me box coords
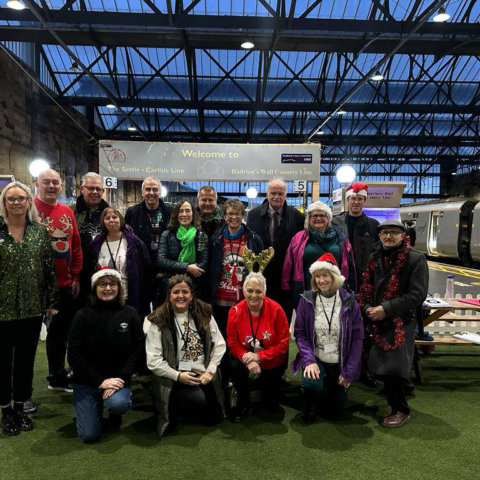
[91,266,121,287]
[309,253,345,283]
[346,182,368,199]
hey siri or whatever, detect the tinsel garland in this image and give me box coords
[358,235,410,351]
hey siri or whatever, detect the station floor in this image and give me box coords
[427,260,480,298]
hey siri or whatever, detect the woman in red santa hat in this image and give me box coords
[291,253,363,424]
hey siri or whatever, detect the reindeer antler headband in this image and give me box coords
[240,246,275,273]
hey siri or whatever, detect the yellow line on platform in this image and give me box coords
[428,262,480,280]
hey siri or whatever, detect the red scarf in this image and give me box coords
[358,235,410,351]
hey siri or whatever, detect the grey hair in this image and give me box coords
[267,178,287,192]
[243,272,267,293]
[81,172,103,185]
[141,177,162,191]
[0,181,39,223]
[197,185,218,200]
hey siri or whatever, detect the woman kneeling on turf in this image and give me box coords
[147,274,226,437]
[68,267,145,443]
[291,253,363,424]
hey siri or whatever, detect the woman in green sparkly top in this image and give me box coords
[0,181,59,437]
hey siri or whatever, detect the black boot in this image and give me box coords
[360,372,378,389]
[303,392,318,425]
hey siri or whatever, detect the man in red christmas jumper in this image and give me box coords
[34,169,82,394]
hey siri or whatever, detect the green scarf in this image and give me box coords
[177,225,197,264]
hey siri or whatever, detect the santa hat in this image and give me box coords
[346,182,368,199]
[307,201,332,220]
[309,253,346,283]
[91,266,122,287]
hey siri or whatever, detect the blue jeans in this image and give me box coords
[73,383,132,443]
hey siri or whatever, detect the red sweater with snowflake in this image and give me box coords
[34,198,83,288]
[227,297,289,369]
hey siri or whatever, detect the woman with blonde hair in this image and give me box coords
[0,181,58,436]
[291,253,363,424]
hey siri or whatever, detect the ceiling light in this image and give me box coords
[29,159,50,177]
[241,39,255,49]
[433,8,450,22]
[106,104,116,109]
[336,165,356,184]
[451,172,457,176]
[316,130,325,135]
[127,124,137,131]
[371,71,384,81]
[246,187,258,199]
[160,186,168,198]
[337,110,347,115]
[70,61,81,72]
[7,1,26,10]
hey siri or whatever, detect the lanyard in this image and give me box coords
[174,312,191,341]
[106,235,123,269]
[318,293,337,334]
[228,233,244,266]
[248,306,263,347]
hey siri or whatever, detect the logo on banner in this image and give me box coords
[107,148,127,163]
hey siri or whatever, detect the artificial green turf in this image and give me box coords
[1,343,479,480]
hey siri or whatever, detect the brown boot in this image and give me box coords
[381,412,410,428]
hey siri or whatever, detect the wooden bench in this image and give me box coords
[415,336,475,354]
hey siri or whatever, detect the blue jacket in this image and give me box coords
[209,224,263,303]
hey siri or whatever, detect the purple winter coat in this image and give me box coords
[87,229,153,319]
[291,287,364,383]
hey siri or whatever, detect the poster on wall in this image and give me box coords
[99,142,321,181]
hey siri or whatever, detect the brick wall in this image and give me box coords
[0,48,98,195]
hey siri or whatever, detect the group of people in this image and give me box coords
[0,173,428,441]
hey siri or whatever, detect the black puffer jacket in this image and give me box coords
[156,228,209,303]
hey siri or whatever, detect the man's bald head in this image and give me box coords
[37,169,62,205]
[266,179,287,211]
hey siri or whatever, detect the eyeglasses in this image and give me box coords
[226,212,242,218]
[97,282,119,289]
[310,214,328,220]
[5,196,29,204]
[379,231,403,238]
[84,186,103,193]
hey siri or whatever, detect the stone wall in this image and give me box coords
[0,48,98,195]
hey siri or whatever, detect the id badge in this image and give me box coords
[179,360,192,371]
[323,343,336,354]
[151,241,159,251]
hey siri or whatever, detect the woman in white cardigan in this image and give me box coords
[146,274,226,436]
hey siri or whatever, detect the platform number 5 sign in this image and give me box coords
[293,180,307,192]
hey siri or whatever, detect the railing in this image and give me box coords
[427,293,480,336]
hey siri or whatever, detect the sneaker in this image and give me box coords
[23,399,38,414]
[48,382,73,393]
[14,411,34,431]
[1,414,20,436]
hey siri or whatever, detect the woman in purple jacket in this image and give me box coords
[86,208,153,320]
[291,253,363,424]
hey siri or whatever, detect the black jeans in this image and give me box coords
[213,304,233,388]
[46,287,75,383]
[230,357,283,408]
[380,375,410,415]
[169,382,222,425]
[0,317,42,405]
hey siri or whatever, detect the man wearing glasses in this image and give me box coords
[358,220,428,428]
[125,177,172,307]
[71,172,109,251]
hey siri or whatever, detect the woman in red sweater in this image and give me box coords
[227,272,289,423]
